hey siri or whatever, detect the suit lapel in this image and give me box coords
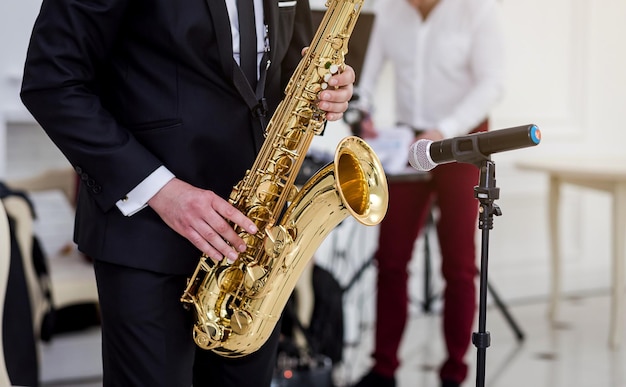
[205,0,234,80]
[203,0,281,90]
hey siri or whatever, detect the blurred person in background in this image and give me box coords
[351,0,505,386]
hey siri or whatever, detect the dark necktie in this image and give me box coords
[237,0,257,90]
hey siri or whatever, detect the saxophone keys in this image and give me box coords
[217,266,244,294]
[243,263,267,294]
[193,323,221,350]
[264,225,294,259]
[230,310,253,335]
[287,185,299,203]
[274,155,294,175]
[247,205,272,234]
[283,128,303,150]
[240,231,256,248]
[256,181,280,204]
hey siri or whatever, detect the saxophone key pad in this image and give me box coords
[243,264,267,294]
[230,310,253,335]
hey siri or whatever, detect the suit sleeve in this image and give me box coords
[20,0,163,212]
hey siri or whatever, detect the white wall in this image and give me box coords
[2,0,625,302]
[0,0,40,115]
[485,0,625,300]
[0,0,44,175]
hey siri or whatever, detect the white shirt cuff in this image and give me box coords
[116,166,175,217]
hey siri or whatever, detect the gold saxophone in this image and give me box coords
[180,0,388,357]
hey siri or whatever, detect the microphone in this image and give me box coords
[408,124,541,171]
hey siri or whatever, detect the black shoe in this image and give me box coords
[441,380,460,387]
[352,370,396,387]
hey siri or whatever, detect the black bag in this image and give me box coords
[274,264,344,387]
[280,264,344,364]
[308,264,344,364]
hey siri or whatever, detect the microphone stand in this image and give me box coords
[473,158,501,387]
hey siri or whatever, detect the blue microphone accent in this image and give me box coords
[529,125,541,144]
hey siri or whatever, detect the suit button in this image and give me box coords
[75,166,82,174]
[93,185,102,194]
[81,173,89,181]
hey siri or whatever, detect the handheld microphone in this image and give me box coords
[408,124,541,171]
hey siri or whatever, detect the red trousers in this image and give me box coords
[371,125,487,383]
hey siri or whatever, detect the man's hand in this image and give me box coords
[148,178,257,263]
[299,47,355,122]
[319,64,356,122]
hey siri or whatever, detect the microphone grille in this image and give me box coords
[408,139,436,171]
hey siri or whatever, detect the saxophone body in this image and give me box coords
[180,0,388,357]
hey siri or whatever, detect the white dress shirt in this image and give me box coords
[116,0,266,216]
[225,0,268,75]
[358,0,505,138]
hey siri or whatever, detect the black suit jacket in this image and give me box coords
[21,0,313,274]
